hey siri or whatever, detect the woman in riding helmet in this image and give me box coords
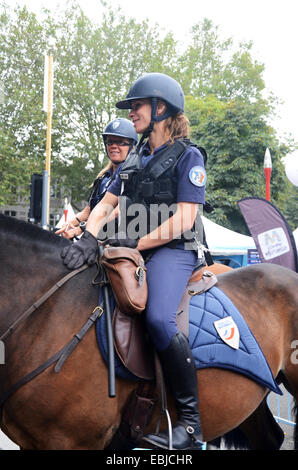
[56,118,138,239]
[61,73,206,450]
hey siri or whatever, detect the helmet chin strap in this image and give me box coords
[136,98,172,152]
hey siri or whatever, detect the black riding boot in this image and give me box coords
[143,332,204,450]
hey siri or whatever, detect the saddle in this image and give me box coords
[107,264,221,449]
[112,265,219,381]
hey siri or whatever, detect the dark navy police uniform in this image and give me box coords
[108,140,206,352]
[88,166,123,240]
[88,166,122,211]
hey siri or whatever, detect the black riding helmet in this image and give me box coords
[116,73,185,140]
[102,118,138,162]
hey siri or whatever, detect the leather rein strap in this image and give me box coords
[0,264,89,342]
[0,304,104,419]
[0,263,105,421]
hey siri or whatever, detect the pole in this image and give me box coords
[99,245,116,397]
[42,55,53,229]
[264,148,272,202]
[41,170,48,228]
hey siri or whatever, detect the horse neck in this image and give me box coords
[0,235,68,334]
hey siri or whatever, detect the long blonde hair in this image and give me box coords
[96,160,113,179]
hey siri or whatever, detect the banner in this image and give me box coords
[238,197,298,272]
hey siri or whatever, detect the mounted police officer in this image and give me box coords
[55,118,138,239]
[61,73,206,450]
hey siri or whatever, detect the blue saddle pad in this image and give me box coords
[189,286,282,395]
[96,286,282,395]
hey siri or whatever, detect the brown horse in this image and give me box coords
[0,214,297,450]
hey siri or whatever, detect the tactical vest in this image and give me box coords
[89,172,119,240]
[118,139,206,247]
[88,172,112,211]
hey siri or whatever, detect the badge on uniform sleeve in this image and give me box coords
[214,316,240,350]
[189,166,207,187]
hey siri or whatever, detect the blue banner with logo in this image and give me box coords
[238,197,298,272]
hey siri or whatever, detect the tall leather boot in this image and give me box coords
[143,332,204,450]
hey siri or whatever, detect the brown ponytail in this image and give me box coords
[165,112,190,143]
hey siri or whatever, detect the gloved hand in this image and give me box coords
[103,233,138,249]
[61,230,98,269]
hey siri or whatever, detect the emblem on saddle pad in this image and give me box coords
[214,316,240,350]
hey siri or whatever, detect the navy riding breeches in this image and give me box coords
[144,246,198,352]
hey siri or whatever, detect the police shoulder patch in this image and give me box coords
[189,166,207,187]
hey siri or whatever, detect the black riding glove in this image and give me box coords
[61,230,98,269]
[104,233,138,249]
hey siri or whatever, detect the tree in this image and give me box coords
[186,95,295,232]
[282,182,298,231]
[179,18,266,103]
[180,18,297,232]
[0,1,296,233]
[0,3,48,203]
[0,1,179,205]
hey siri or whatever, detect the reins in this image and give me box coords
[0,264,89,342]
[0,262,105,422]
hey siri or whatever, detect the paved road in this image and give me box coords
[0,386,295,450]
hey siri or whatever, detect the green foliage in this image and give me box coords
[178,18,266,103]
[0,3,47,203]
[187,95,295,232]
[0,1,178,205]
[0,1,296,232]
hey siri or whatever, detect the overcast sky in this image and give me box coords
[6,0,298,152]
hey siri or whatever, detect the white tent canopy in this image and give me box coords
[55,203,76,228]
[202,216,256,256]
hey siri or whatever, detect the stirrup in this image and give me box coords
[142,421,205,450]
[152,351,173,449]
[153,407,173,450]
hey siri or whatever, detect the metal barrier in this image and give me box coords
[267,389,295,427]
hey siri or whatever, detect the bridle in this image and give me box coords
[0,264,88,342]
[0,263,104,422]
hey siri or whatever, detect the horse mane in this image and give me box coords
[0,214,69,249]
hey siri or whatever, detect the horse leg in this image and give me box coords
[236,398,285,449]
[196,369,268,442]
[206,399,285,450]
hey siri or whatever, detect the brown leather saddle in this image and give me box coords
[112,265,220,381]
